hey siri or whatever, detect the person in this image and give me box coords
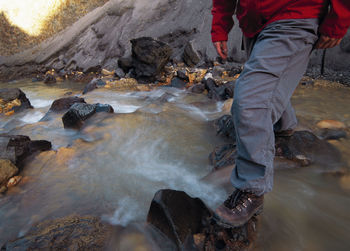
[211,0,350,227]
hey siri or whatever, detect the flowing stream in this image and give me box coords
[0,79,349,250]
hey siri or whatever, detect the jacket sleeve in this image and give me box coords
[211,0,237,42]
[319,0,350,38]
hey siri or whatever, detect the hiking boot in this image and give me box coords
[215,189,264,228]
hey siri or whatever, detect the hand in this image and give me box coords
[315,35,342,49]
[214,41,228,60]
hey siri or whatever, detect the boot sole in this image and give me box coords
[213,204,263,228]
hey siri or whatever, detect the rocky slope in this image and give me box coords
[1,0,349,83]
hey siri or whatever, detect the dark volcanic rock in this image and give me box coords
[62,103,114,129]
[169,77,187,89]
[319,128,347,140]
[0,135,51,167]
[147,189,257,250]
[183,40,201,67]
[0,88,33,113]
[131,37,172,82]
[118,57,133,74]
[176,69,189,81]
[214,115,236,142]
[275,130,343,167]
[189,83,205,94]
[202,78,234,101]
[49,96,86,112]
[43,74,56,84]
[1,215,113,250]
[82,78,106,94]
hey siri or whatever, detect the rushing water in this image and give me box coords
[0,79,349,250]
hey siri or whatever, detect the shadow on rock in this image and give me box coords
[147,189,258,250]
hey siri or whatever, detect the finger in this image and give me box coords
[215,42,226,60]
[222,41,228,57]
[336,39,342,46]
[315,36,328,49]
[323,39,337,49]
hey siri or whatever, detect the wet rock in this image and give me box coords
[62,103,114,129]
[316,119,346,130]
[169,77,187,89]
[189,83,205,94]
[82,78,106,94]
[0,135,52,167]
[212,66,225,78]
[44,74,56,84]
[275,130,343,167]
[101,68,114,76]
[203,78,234,101]
[131,37,173,82]
[1,215,113,250]
[147,189,257,250]
[228,66,242,77]
[209,144,237,170]
[183,40,201,67]
[49,96,86,112]
[0,159,18,187]
[0,88,33,114]
[319,128,347,140]
[214,115,236,142]
[176,69,189,81]
[222,98,233,114]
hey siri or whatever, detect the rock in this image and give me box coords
[44,74,56,84]
[1,215,113,250]
[183,40,201,67]
[169,77,187,89]
[114,67,125,78]
[0,185,7,194]
[62,103,113,129]
[118,58,133,73]
[202,78,234,101]
[82,78,106,94]
[275,130,343,167]
[316,120,346,129]
[209,144,237,170]
[214,115,236,142]
[222,98,233,114]
[131,37,173,82]
[7,175,22,188]
[176,69,189,81]
[49,97,86,112]
[101,68,114,76]
[320,128,347,140]
[212,66,225,78]
[0,159,18,186]
[189,83,205,94]
[0,88,33,114]
[0,135,52,167]
[228,66,242,77]
[147,189,257,250]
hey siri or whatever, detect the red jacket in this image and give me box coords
[211,0,350,42]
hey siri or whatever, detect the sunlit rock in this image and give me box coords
[147,189,257,250]
[1,215,113,250]
[0,159,18,188]
[222,98,233,114]
[0,88,32,114]
[6,175,22,188]
[316,119,346,129]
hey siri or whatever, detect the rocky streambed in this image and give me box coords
[0,58,350,249]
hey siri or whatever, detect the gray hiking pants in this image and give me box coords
[231,19,319,195]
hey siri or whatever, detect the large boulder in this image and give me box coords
[0,159,18,192]
[131,37,172,82]
[62,103,114,129]
[1,215,113,250]
[0,135,52,167]
[147,189,258,250]
[0,88,32,114]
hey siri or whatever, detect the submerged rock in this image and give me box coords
[1,215,113,250]
[147,189,257,250]
[0,88,33,114]
[0,135,52,167]
[209,144,237,170]
[49,96,86,112]
[44,73,57,84]
[131,37,172,82]
[319,128,347,140]
[62,103,114,129]
[82,78,106,94]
